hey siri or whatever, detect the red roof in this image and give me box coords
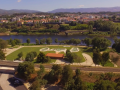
[46,53,64,58]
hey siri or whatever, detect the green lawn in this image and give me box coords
[6,47,44,60]
[6,46,85,63]
[104,61,114,67]
[6,46,113,67]
[80,47,93,57]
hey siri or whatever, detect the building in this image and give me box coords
[46,53,64,59]
[0,20,9,23]
[17,21,24,25]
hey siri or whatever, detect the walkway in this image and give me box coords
[5,46,23,56]
[81,53,96,66]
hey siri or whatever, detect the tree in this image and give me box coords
[116,82,120,90]
[92,37,111,50]
[101,52,109,66]
[88,25,93,34]
[0,39,8,50]
[55,38,59,44]
[17,62,35,80]
[93,48,102,65]
[69,21,77,26]
[11,40,15,47]
[62,65,73,84]
[112,37,120,53]
[65,52,74,63]
[0,49,5,60]
[66,51,81,63]
[14,39,21,45]
[37,52,50,63]
[73,39,81,45]
[88,21,94,26]
[25,52,34,62]
[66,49,71,55]
[40,38,46,45]
[46,37,52,45]
[94,80,116,90]
[51,64,62,81]
[75,69,81,77]
[26,38,30,45]
[18,52,23,59]
[37,65,45,79]
[47,64,62,83]
[29,80,40,90]
[31,51,37,58]
[83,37,92,47]
[35,39,39,45]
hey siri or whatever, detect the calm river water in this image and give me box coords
[0,35,120,46]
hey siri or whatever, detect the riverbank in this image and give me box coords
[0,34,119,47]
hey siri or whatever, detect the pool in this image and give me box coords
[70,48,79,52]
[40,48,49,51]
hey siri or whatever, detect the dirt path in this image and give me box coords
[5,46,23,56]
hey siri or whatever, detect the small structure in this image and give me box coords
[46,53,64,59]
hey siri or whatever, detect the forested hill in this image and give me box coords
[0,9,41,15]
[49,7,120,13]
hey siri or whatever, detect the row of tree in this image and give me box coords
[18,51,51,63]
[83,37,111,50]
[65,49,81,63]
[93,48,110,66]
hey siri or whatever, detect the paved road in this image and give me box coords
[0,72,27,90]
[35,64,120,73]
[0,61,120,73]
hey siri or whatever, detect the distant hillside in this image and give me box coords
[0,9,41,15]
[1,7,120,15]
[49,7,120,13]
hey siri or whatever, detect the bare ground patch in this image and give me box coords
[109,52,120,67]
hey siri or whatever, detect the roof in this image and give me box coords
[46,53,64,58]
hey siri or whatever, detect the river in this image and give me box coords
[0,35,120,46]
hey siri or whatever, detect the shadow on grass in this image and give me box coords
[82,47,93,53]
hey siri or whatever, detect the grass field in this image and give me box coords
[6,46,85,63]
[6,46,114,67]
[80,47,114,67]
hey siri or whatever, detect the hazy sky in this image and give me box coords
[0,0,120,12]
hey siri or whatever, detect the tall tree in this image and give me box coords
[73,39,81,45]
[35,39,39,45]
[0,39,8,50]
[25,52,34,62]
[17,62,35,80]
[83,37,92,47]
[40,38,46,45]
[55,38,59,44]
[37,52,50,63]
[62,65,73,84]
[18,52,23,59]
[46,37,52,45]
[93,48,102,66]
[0,49,5,60]
[101,52,109,66]
[92,37,111,50]
[88,25,93,34]
[26,38,30,45]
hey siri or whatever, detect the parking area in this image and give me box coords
[0,67,27,90]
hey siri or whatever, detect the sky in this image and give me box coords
[0,0,120,12]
